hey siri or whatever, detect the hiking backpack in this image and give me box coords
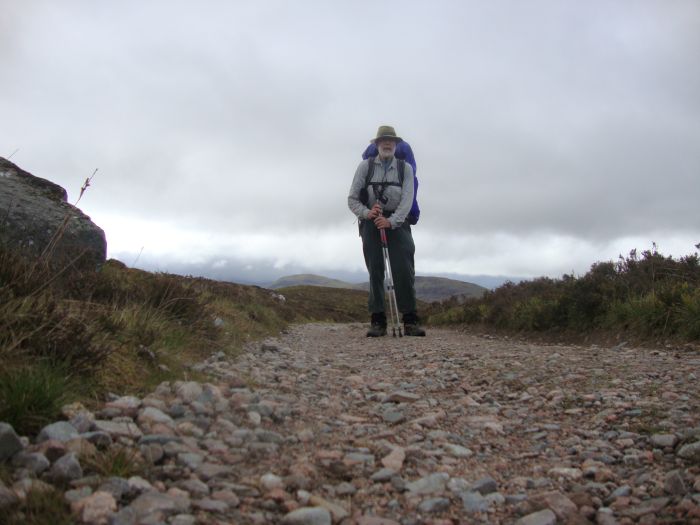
[361,141,420,225]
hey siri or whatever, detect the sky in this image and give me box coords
[2,0,699,287]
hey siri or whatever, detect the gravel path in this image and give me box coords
[3,323,700,524]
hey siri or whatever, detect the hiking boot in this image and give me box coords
[404,323,426,336]
[366,312,387,337]
[402,311,426,337]
[367,323,387,337]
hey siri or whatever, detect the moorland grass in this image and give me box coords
[81,444,147,478]
[425,245,700,344]
[0,362,76,436]
[0,240,372,437]
[5,485,73,525]
[0,245,287,430]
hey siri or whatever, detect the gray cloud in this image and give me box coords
[2,0,698,281]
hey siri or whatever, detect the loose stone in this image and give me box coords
[92,420,143,439]
[471,476,498,495]
[383,391,421,403]
[548,467,582,480]
[11,451,50,475]
[356,517,401,525]
[176,382,204,403]
[261,472,284,490]
[129,490,191,518]
[664,470,687,495]
[461,491,490,513]
[178,478,210,497]
[170,515,197,525]
[515,509,557,525]
[677,441,700,462]
[619,497,670,519]
[0,423,23,462]
[82,431,113,448]
[281,506,332,525]
[651,433,678,449]
[137,407,174,426]
[442,443,473,458]
[381,447,406,471]
[538,491,577,520]
[50,452,83,483]
[308,494,350,521]
[405,473,449,495]
[382,410,406,425]
[71,491,117,525]
[371,468,396,482]
[192,497,229,512]
[98,477,131,501]
[418,497,450,513]
[37,421,80,443]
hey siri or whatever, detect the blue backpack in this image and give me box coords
[361,141,420,225]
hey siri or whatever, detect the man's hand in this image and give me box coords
[374,216,391,229]
[367,203,383,220]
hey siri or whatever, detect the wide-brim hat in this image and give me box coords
[371,125,403,143]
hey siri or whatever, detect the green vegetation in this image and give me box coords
[277,285,369,322]
[81,444,147,478]
[412,276,486,303]
[270,274,487,303]
[0,242,304,435]
[0,363,75,435]
[426,245,700,343]
[4,233,698,448]
[5,485,73,525]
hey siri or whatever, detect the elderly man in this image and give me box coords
[348,125,426,337]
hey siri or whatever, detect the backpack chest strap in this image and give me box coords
[364,157,405,188]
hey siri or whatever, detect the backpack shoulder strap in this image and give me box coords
[397,158,405,186]
[364,156,376,188]
[365,157,405,188]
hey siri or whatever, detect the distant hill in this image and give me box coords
[268,274,486,302]
[414,276,487,302]
[267,274,358,290]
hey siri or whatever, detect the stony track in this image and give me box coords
[2,323,700,524]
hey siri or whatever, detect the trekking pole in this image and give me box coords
[379,227,403,338]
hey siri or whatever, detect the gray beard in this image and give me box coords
[379,148,395,160]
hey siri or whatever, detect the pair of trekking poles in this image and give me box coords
[378,212,403,338]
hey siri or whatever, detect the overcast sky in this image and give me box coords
[2,0,698,286]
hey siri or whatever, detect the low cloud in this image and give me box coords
[2,1,698,283]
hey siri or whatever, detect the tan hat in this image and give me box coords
[371,125,403,143]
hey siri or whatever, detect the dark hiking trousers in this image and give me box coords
[360,220,417,316]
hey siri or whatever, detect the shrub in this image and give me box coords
[511,297,561,331]
[0,293,109,376]
[428,245,700,342]
[81,445,146,478]
[674,288,700,339]
[0,362,74,436]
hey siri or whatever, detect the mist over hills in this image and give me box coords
[111,253,519,291]
[267,273,488,302]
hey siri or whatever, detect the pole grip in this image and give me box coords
[380,228,388,245]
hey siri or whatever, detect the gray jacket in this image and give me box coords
[347,156,415,229]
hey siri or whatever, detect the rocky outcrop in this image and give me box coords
[0,157,106,269]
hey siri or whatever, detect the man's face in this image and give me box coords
[377,139,397,159]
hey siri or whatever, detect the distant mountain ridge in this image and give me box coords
[266,274,355,290]
[267,273,487,302]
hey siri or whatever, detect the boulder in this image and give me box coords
[0,423,24,461]
[0,157,106,270]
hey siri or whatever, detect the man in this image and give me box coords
[348,125,426,337]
